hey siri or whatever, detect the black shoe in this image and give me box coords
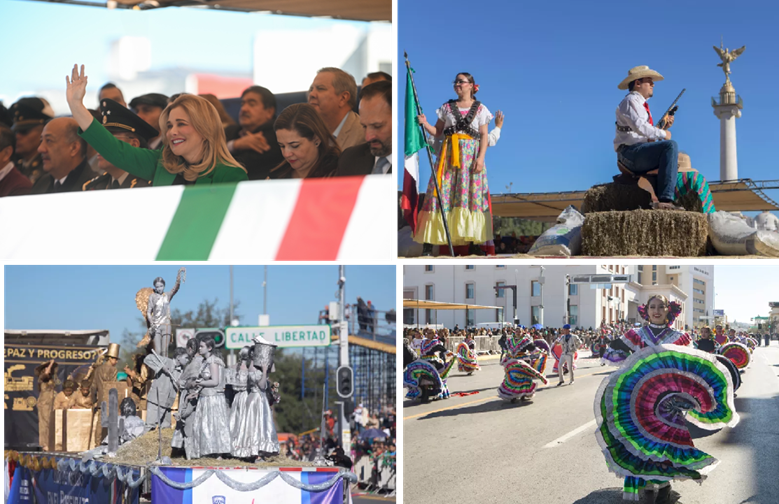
[556,382,564,387]
[469,243,486,256]
[422,243,433,256]
[655,484,671,504]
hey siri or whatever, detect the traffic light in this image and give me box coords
[336,366,353,398]
[195,329,226,348]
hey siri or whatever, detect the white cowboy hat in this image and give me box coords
[618,65,664,90]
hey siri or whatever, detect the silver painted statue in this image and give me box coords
[188,335,232,459]
[713,41,746,82]
[147,268,185,357]
[144,348,190,430]
[230,344,280,459]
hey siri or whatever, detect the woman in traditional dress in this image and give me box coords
[190,336,232,459]
[232,346,280,459]
[228,346,251,457]
[596,295,738,502]
[415,72,493,256]
[34,359,59,451]
[455,333,480,374]
[497,331,548,402]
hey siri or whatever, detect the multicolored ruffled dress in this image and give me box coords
[455,339,480,373]
[414,100,493,246]
[497,335,548,402]
[596,303,739,501]
[404,339,455,401]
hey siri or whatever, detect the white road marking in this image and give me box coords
[543,419,597,448]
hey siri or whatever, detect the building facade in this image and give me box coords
[404,265,713,332]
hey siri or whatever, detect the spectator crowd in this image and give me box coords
[0,68,392,196]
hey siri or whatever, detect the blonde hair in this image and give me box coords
[159,94,245,181]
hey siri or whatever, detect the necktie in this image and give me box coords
[53,180,62,192]
[643,102,653,126]
[372,157,390,175]
[112,180,121,189]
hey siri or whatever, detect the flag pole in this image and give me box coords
[405,51,455,257]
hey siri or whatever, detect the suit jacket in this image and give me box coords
[30,159,94,195]
[225,122,284,181]
[335,111,365,151]
[335,142,392,177]
[0,166,33,196]
[82,171,151,190]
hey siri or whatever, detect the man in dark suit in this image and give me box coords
[83,98,155,190]
[0,125,32,197]
[30,117,93,194]
[225,86,284,180]
[335,81,392,177]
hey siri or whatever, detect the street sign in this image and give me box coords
[225,325,331,350]
[176,328,195,348]
[713,309,725,317]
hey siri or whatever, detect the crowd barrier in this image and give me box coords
[353,454,395,493]
[0,175,392,261]
[446,335,501,355]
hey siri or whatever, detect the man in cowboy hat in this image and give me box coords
[614,66,680,210]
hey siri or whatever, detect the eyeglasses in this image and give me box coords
[638,79,655,86]
[453,80,470,85]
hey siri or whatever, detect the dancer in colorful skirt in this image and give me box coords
[415,72,493,256]
[597,295,739,502]
[713,324,729,346]
[455,334,480,374]
[404,338,455,402]
[497,331,548,402]
[719,341,751,370]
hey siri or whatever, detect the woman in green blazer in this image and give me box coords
[66,65,247,185]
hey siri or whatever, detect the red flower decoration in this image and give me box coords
[474,84,480,93]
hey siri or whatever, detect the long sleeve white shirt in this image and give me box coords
[488,126,501,147]
[614,91,667,151]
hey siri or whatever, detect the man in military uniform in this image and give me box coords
[30,117,94,194]
[90,343,120,444]
[98,83,127,111]
[129,93,168,150]
[10,97,54,184]
[83,98,155,190]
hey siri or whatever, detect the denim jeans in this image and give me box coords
[617,140,679,202]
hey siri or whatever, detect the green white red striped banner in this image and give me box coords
[0,176,392,261]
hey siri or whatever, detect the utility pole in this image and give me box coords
[337,266,350,452]
[263,266,267,315]
[538,266,545,327]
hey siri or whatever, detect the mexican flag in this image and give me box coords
[401,67,427,233]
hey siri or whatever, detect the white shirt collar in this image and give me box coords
[149,136,162,150]
[55,173,69,185]
[0,161,14,182]
[333,112,350,138]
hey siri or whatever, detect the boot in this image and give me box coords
[421,243,433,256]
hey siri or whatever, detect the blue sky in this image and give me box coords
[0,0,365,101]
[712,265,779,324]
[399,0,779,209]
[4,266,395,340]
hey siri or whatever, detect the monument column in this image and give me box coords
[712,41,746,182]
[712,81,742,181]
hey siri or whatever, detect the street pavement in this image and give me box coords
[403,343,779,504]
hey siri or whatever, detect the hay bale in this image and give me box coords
[582,180,702,214]
[581,210,708,256]
[111,428,313,467]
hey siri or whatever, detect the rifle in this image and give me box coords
[657,88,686,129]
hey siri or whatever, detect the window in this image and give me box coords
[669,265,681,270]
[466,310,475,327]
[496,281,505,298]
[694,278,705,286]
[403,308,414,325]
[466,283,474,299]
[424,265,434,272]
[465,265,474,270]
[569,305,579,326]
[426,309,434,324]
[531,306,541,325]
[638,273,643,284]
[652,272,657,284]
[652,265,657,271]
[569,284,578,296]
[638,265,644,271]
[425,285,433,300]
[693,287,705,295]
[531,281,541,296]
